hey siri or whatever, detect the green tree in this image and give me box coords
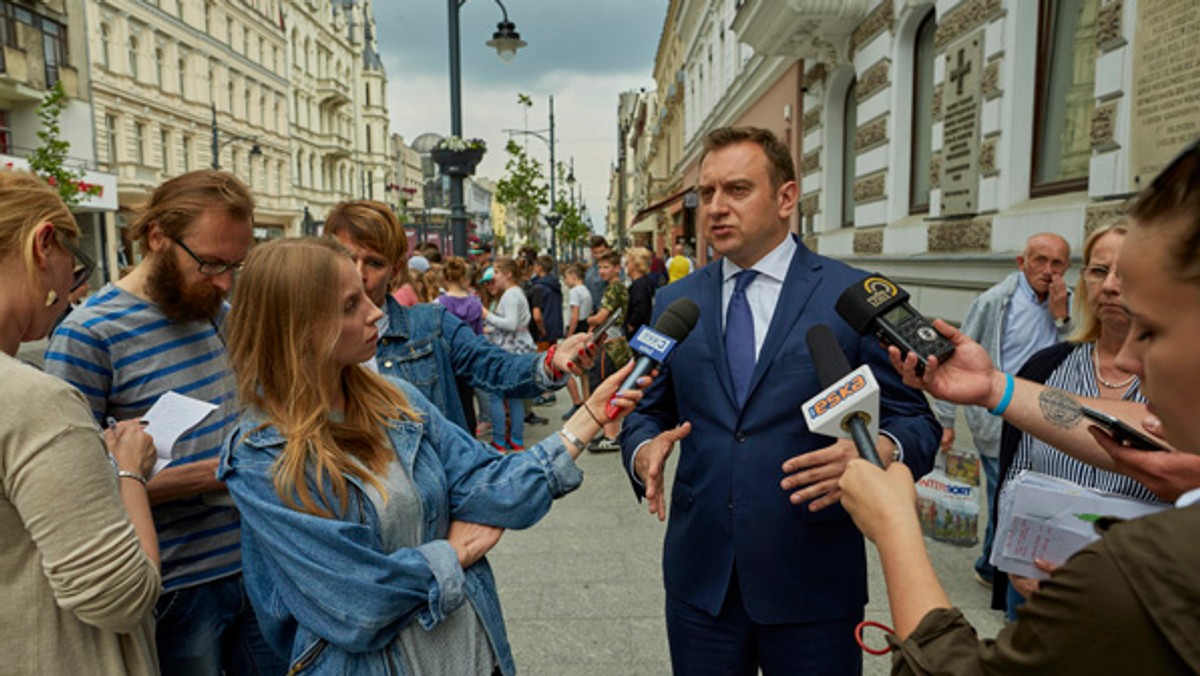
[494,138,548,245]
[27,80,101,208]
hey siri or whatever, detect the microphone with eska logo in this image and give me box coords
[603,298,700,420]
[802,324,884,467]
[834,273,954,374]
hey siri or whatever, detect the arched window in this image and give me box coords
[909,9,936,214]
[841,78,858,228]
[154,47,164,86]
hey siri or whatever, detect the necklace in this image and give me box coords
[1093,346,1136,389]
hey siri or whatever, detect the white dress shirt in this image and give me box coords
[720,235,796,362]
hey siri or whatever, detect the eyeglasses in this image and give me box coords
[58,235,95,292]
[171,237,244,276]
[1083,264,1117,283]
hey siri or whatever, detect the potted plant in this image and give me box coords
[431,136,487,177]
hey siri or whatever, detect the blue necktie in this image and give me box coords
[725,270,759,406]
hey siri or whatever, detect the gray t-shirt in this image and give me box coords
[567,284,593,331]
[356,456,496,675]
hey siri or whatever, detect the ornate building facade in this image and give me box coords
[625,0,1194,319]
[84,0,394,273]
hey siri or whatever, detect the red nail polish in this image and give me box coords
[567,361,575,369]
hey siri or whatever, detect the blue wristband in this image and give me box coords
[988,373,1015,416]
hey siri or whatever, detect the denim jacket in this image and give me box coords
[377,297,563,429]
[217,378,584,675]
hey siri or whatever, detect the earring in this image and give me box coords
[45,289,58,307]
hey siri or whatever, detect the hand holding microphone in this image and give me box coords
[603,298,700,419]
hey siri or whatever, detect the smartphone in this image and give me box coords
[591,308,622,339]
[1079,405,1166,451]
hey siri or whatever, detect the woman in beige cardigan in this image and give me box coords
[0,171,160,674]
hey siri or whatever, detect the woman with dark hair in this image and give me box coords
[840,140,1200,674]
[220,238,651,675]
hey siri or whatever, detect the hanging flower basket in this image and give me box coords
[431,137,486,177]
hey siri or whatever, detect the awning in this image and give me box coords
[631,187,692,225]
[627,218,658,234]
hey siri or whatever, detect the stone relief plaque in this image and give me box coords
[1130,0,1200,187]
[939,31,984,216]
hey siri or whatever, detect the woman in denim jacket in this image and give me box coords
[219,238,649,675]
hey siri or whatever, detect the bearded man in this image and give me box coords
[46,170,286,676]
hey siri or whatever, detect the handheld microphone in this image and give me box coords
[834,274,954,374]
[604,298,700,419]
[802,324,884,467]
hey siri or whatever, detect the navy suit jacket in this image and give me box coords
[620,238,939,624]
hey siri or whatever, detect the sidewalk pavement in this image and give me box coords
[487,394,1004,676]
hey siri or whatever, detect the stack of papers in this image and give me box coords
[991,471,1166,579]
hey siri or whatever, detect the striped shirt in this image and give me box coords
[1006,342,1162,504]
[44,283,243,592]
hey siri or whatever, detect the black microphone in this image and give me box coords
[834,273,954,374]
[604,298,700,419]
[804,324,884,467]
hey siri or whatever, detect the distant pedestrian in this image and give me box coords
[625,246,655,339]
[562,263,593,419]
[667,243,695,283]
[585,235,613,310]
[483,257,539,451]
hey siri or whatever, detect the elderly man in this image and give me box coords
[935,232,1073,587]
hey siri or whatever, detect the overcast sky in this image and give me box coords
[374,0,668,234]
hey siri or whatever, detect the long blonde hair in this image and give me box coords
[0,170,76,292]
[226,237,420,518]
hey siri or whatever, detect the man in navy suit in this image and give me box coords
[620,127,939,675]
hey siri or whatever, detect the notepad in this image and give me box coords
[142,391,219,476]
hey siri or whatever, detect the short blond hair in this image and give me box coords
[627,247,652,275]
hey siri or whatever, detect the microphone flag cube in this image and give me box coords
[801,364,880,442]
[629,325,677,363]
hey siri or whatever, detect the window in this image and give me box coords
[182,135,191,170]
[841,78,858,228]
[42,20,63,87]
[155,47,164,86]
[909,10,936,214]
[204,2,211,32]
[368,171,374,199]
[99,23,111,68]
[1031,0,1099,195]
[105,114,118,164]
[227,18,234,46]
[178,55,187,97]
[160,129,170,171]
[134,122,146,165]
[128,35,140,80]
[227,80,235,113]
[0,109,11,155]
[365,82,370,106]
[366,126,372,153]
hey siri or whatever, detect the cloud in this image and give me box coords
[376,0,666,236]
[384,56,654,232]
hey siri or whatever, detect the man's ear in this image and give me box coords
[146,222,169,254]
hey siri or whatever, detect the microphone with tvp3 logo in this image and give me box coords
[604,298,700,419]
[802,324,884,467]
[835,273,954,374]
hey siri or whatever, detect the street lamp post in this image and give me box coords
[210,103,262,171]
[447,0,525,256]
[503,95,559,258]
